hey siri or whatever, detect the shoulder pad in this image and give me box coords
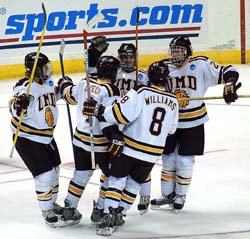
[103,83,121,97]
[159,58,172,64]
[134,84,146,92]
[190,56,209,62]
[14,77,29,89]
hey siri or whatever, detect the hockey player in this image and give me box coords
[83,60,179,236]
[9,52,63,227]
[88,36,150,215]
[150,35,241,211]
[57,55,123,226]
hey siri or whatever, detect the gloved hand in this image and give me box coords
[57,76,74,95]
[223,82,242,104]
[14,94,30,116]
[82,98,105,121]
[91,36,109,53]
[88,36,109,67]
[108,132,124,157]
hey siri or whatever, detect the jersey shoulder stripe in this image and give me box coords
[112,103,130,125]
[65,87,77,105]
[190,56,209,62]
[102,83,121,97]
[14,77,29,89]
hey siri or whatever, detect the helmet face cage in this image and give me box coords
[25,52,52,81]
[169,45,188,67]
[169,36,192,67]
[96,56,120,81]
[118,43,136,72]
[148,61,169,86]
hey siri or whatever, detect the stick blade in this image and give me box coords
[59,39,65,55]
[85,13,104,32]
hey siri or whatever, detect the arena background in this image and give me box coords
[0,0,249,79]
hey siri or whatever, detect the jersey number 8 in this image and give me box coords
[150,107,166,136]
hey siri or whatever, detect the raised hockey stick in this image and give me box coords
[178,94,250,101]
[83,13,104,169]
[10,3,47,158]
[59,39,74,142]
[135,6,140,87]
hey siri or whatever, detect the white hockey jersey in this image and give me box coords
[10,78,59,144]
[62,78,121,152]
[114,68,149,96]
[166,56,239,128]
[103,86,179,163]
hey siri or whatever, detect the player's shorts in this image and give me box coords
[15,136,61,177]
[110,154,154,184]
[73,144,110,176]
[163,124,205,156]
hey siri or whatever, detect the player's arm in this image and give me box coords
[203,58,241,104]
[83,89,141,125]
[10,80,31,117]
[57,76,78,105]
[88,36,109,78]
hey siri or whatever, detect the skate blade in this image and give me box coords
[59,219,81,227]
[150,204,174,211]
[96,227,117,236]
[139,208,149,215]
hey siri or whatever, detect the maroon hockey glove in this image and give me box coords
[108,132,124,157]
[57,76,74,95]
[83,99,105,121]
[88,36,109,67]
[14,94,30,116]
[223,82,241,104]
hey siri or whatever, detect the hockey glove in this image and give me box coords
[88,36,109,67]
[14,94,30,116]
[108,132,124,157]
[57,76,74,95]
[223,82,242,104]
[83,98,106,121]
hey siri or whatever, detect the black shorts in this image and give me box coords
[73,145,110,176]
[110,154,154,184]
[163,124,205,156]
[15,137,61,177]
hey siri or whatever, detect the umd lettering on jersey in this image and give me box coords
[38,93,56,111]
[167,75,197,91]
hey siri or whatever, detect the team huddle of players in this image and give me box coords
[9,35,241,236]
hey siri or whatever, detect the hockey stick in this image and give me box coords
[59,39,74,142]
[10,3,47,158]
[135,6,140,87]
[83,13,104,169]
[178,94,250,101]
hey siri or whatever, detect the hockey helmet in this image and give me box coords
[148,60,169,86]
[96,55,120,81]
[118,43,136,72]
[169,35,192,67]
[24,52,53,82]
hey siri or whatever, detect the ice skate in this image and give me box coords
[90,200,104,225]
[53,202,63,218]
[137,195,150,215]
[150,192,176,211]
[96,207,125,236]
[42,209,62,228]
[60,205,82,227]
[172,194,186,213]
